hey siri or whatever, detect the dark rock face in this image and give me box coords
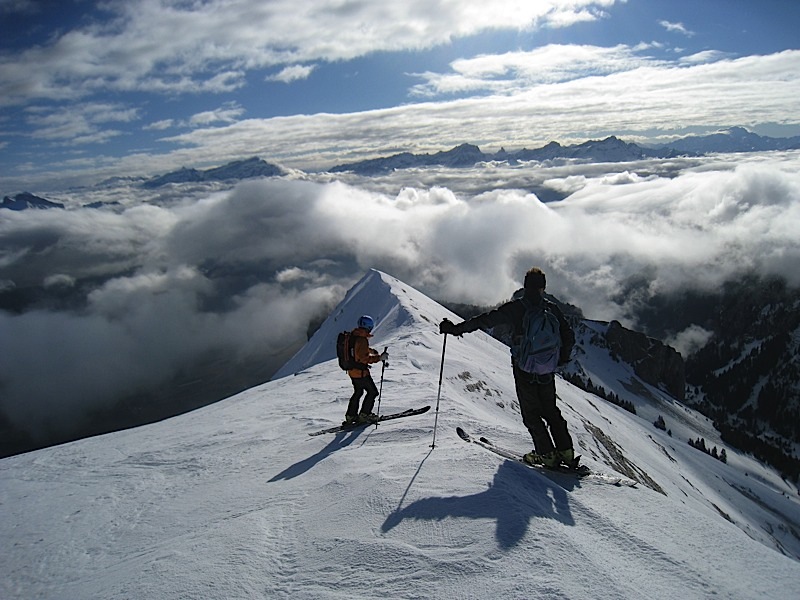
[605,320,685,400]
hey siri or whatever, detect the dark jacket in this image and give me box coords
[455,291,575,366]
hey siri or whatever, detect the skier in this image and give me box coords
[439,267,577,469]
[343,315,389,427]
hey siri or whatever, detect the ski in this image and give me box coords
[308,406,431,436]
[456,427,637,488]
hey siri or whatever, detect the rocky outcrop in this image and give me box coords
[605,320,685,400]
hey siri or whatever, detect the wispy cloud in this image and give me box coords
[546,7,609,28]
[679,50,731,64]
[410,44,662,96]
[267,64,317,83]
[0,0,620,106]
[0,0,39,14]
[660,20,695,37]
[187,102,246,127]
[24,102,138,144]
[144,119,175,131]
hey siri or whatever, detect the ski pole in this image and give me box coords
[375,346,388,426]
[430,333,447,449]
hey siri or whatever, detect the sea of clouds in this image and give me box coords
[1,151,799,441]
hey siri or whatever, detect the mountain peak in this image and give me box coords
[142,157,284,188]
[273,269,449,378]
[1,191,65,211]
[723,126,752,137]
[448,142,481,153]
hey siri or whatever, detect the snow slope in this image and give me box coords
[2,269,800,599]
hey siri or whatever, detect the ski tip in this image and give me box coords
[456,427,470,441]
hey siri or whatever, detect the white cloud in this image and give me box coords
[188,102,246,127]
[679,50,731,65]
[267,64,317,83]
[660,20,695,37]
[70,129,125,145]
[546,7,608,29]
[410,44,662,96]
[22,102,137,145]
[0,0,621,105]
[666,325,714,357]
[43,274,76,289]
[144,119,175,131]
[2,151,798,438]
[275,267,324,284]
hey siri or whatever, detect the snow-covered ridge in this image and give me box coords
[2,269,799,599]
[273,268,455,379]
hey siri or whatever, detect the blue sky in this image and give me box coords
[1,0,799,190]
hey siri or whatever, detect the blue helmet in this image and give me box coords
[358,315,375,331]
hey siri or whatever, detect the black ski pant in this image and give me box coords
[347,374,378,417]
[513,365,573,455]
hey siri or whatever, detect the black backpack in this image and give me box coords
[336,331,358,370]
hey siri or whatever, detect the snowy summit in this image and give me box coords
[2,269,799,599]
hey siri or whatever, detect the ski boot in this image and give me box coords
[557,449,580,470]
[540,451,562,469]
[524,450,561,468]
[357,412,379,425]
[342,414,358,428]
[522,451,545,466]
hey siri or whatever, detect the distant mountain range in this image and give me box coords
[6,127,800,208]
[330,127,800,174]
[658,126,800,154]
[330,136,678,174]
[141,156,286,189]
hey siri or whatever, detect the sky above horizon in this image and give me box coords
[1,0,800,189]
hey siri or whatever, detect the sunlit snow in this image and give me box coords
[2,270,799,599]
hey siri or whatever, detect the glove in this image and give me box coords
[439,319,462,336]
[380,350,389,362]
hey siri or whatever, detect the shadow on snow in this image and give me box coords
[267,429,364,482]
[382,459,577,549]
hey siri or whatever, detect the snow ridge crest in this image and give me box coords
[272,269,451,378]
